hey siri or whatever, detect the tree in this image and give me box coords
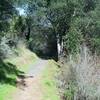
[0,0,16,32]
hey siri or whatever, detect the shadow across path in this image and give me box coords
[0,59,24,86]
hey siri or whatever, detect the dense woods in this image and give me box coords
[0,0,100,58]
[0,0,100,100]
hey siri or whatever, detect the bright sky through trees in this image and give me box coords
[16,8,26,15]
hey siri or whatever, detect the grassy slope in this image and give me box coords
[0,46,60,100]
[5,46,38,72]
[41,60,60,100]
[0,47,38,100]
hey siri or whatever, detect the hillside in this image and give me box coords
[0,47,60,100]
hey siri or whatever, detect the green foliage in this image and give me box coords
[0,0,16,32]
[0,0,100,57]
[64,82,76,100]
[64,28,82,55]
[0,59,24,85]
[90,38,100,54]
[46,0,100,55]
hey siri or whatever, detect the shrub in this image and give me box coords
[0,37,15,58]
[64,27,83,55]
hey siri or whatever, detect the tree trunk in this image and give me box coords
[26,27,30,40]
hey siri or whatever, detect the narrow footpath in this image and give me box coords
[8,59,48,100]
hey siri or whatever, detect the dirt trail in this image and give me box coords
[9,59,48,100]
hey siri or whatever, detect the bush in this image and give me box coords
[0,37,15,58]
[64,27,82,55]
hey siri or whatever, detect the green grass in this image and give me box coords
[0,48,38,100]
[5,48,38,72]
[0,84,16,100]
[41,60,60,100]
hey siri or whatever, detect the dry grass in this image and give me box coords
[59,46,100,100]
